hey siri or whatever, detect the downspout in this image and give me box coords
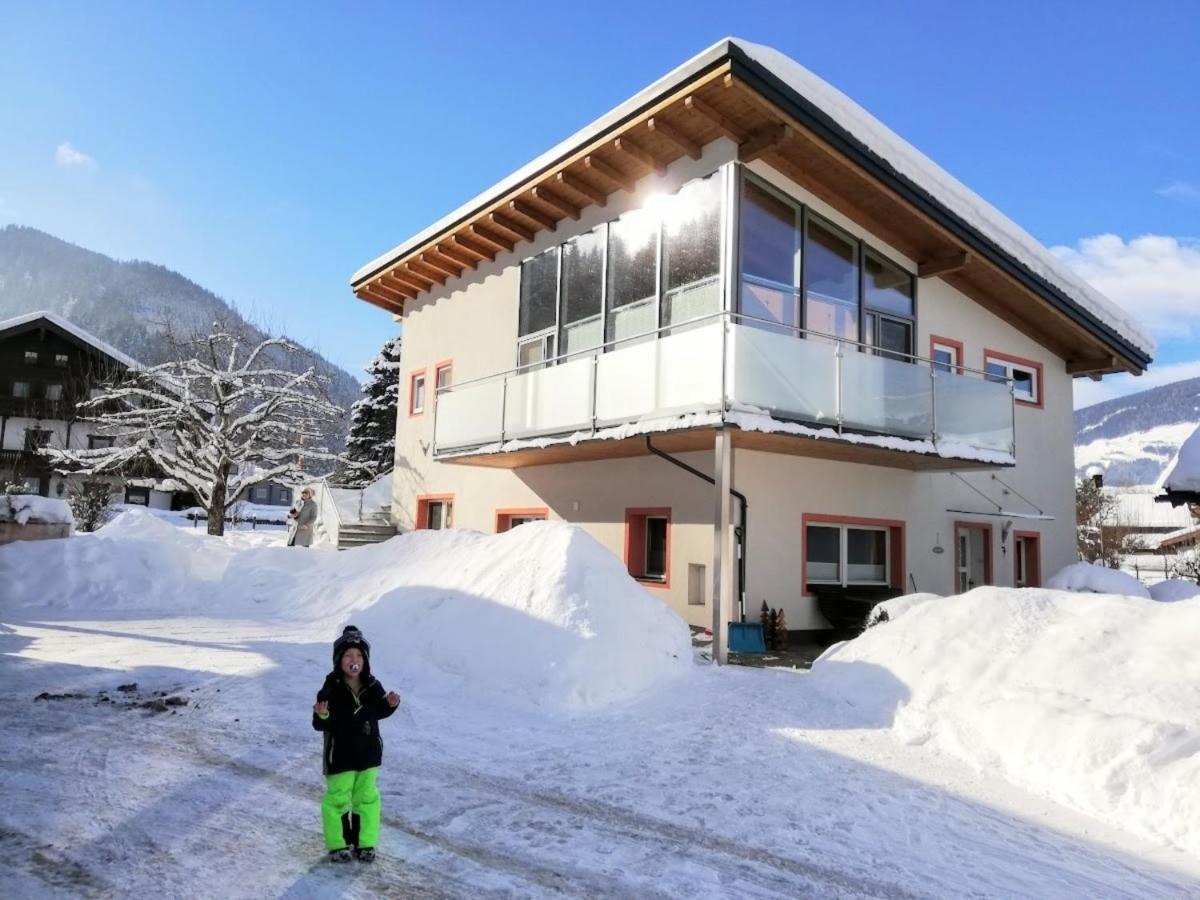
[645,436,749,622]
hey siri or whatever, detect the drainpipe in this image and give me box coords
[645,437,749,623]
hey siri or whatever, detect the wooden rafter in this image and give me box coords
[370,283,409,305]
[1066,355,1118,376]
[738,122,791,163]
[647,116,701,160]
[452,233,495,262]
[556,170,608,207]
[356,288,401,313]
[612,135,668,175]
[390,267,434,291]
[583,155,637,193]
[683,94,745,143]
[420,252,462,280]
[377,274,417,299]
[918,251,972,278]
[408,259,448,286]
[510,199,558,231]
[471,223,514,253]
[436,242,478,270]
[490,211,535,243]
[531,186,581,221]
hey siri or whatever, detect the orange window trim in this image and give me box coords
[495,507,549,532]
[800,513,906,598]
[415,493,455,529]
[983,348,1045,410]
[1013,530,1042,588]
[433,359,453,395]
[624,507,672,590]
[929,334,965,374]
[408,367,428,417]
[953,520,994,593]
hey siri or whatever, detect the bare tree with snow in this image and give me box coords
[44,326,346,536]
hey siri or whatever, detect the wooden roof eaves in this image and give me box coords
[722,44,1150,374]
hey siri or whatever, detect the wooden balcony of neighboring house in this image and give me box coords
[0,397,76,420]
[430,312,1017,472]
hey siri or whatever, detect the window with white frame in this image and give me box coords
[12,381,30,399]
[806,523,889,587]
[984,353,1040,405]
[931,341,960,373]
[44,383,63,401]
[409,372,426,415]
[87,434,115,450]
[24,350,38,365]
[55,353,69,367]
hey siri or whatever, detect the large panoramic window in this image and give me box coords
[560,226,605,356]
[863,249,915,361]
[660,173,722,328]
[519,247,559,367]
[739,179,800,332]
[606,207,659,343]
[804,216,859,342]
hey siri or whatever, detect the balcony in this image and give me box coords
[432,313,1016,471]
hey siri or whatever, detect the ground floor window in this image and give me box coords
[625,507,671,587]
[416,495,454,530]
[1014,531,1041,588]
[802,514,905,593]
[125,486,150,506]
[495,508,548,532]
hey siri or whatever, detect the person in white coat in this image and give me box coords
[288,488,318,547]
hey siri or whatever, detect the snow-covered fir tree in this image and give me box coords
[342,335,400,486]
[44,327,345,536]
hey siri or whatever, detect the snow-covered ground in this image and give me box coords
[1,514,1198,898]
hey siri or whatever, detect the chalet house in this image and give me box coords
[349,39,1152,659]
[0,311,143,500]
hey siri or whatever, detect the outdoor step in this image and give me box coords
[340,524,395,534]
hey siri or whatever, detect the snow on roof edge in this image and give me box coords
[0,310,141,370]
[352,37,1153,360]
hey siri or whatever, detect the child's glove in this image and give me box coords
[385,691,401,708]
[313,700,330,718]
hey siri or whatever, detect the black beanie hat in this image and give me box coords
[333,625,371,667]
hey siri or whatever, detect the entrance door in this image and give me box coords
[955,523,991,593]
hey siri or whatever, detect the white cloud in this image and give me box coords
[1156,181,1200,203]
[1052,234,1200,342]
[1074,358,1200,410]
[55,141,97,170]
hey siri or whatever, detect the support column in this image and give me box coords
[711,429,732,665]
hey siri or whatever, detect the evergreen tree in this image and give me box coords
[343,336,401,486]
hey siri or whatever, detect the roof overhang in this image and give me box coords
[351,38,1151,377]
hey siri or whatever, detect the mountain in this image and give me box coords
[0,225,361,415]
[1075,377,1200,487]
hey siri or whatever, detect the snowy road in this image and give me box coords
[2,616,1198,899]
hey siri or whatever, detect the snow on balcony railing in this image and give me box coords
[432,312,1016,463]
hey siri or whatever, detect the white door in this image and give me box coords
[956,525,987,592]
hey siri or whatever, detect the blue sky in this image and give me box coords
[3,1,1198,405]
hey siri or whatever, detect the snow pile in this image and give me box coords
[0,494,73,526]
[1159,424,1200,495]
[1149,579,1200,603]
[1046,560,1151,598]
[812,587,1200,855]
[0,513,690,710]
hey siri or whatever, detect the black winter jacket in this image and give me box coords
[312,673,397,775]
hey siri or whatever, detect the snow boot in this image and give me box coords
[356,847,376,863]
[329,848,354,864]
[341,811,361,849]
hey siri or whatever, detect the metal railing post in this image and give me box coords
[835,340,844,435]
[929,364,938,444]
[499,375,509,445]
[590,352,600,436]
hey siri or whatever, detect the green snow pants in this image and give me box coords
[322,767,380,850]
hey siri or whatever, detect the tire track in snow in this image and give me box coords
[0,827,116,899]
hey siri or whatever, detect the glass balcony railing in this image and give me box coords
[432,312,1016,462]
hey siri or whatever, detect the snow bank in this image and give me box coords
[0,494,73,526]
[1046,560,1151,598]
[812,587,1200,856]
[1149,579,1200,603]
[0,512,690,710]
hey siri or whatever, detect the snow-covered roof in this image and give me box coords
[352,37,1153,361]
[1158,424,1200,497]
[0,310,141,370]
[1103,487,1195,529]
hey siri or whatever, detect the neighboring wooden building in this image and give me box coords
[348,39,1153,656]
[0,311,141,499]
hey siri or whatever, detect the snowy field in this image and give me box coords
[1,514,1199,899]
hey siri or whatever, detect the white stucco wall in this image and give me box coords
[385,146,1081,630]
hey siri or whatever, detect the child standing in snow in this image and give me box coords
[312,625,401,863]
